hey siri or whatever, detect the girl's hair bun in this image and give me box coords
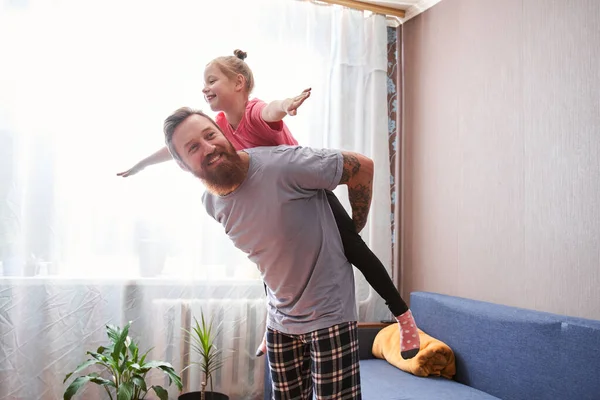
[233,49,248,61]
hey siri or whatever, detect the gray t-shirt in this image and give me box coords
[202,145,357,334]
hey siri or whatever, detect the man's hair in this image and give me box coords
[163,107,223,162]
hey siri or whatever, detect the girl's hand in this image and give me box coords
[116,163,144,178]
[283,88,311,116]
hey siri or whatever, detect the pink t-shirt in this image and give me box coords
[215,98,299,151]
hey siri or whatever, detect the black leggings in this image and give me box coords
[325,190,408,317]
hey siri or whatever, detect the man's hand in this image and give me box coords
[282,88,311,116]
[339,152,374,233]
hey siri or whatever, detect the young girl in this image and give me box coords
[118,50,421,360]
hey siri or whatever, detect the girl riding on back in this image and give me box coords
[118,49,421,360]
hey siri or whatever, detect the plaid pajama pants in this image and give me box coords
[267,321,361,400]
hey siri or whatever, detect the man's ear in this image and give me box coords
[175,159,189,172]
[166,146,190,171]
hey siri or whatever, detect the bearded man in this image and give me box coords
[163,107,375,400]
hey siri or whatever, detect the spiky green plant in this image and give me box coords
[63,321,182,400]
[182,312,226,396]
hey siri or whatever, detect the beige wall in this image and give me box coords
[401,0,600,320]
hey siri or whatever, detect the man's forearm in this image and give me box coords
[340,152,374,232]
[348,181,373,232]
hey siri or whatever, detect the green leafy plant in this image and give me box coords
[183,312,226,396]
[63,321,182,400]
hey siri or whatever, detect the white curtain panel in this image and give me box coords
[0,0,391,398]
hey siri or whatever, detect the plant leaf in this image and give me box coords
[141,360,175,369]
[97,345,114,355]
[111,322,130,362]
[118,353,130,375]
[87,351,118,377]
[64,374,110,400]
[186,312,227,384]
[131,374,147,392]
[106,324,121,343]
[141,361,183,390]
[151,385,169,400]
[129,340,139,362]
[63,359,98,383]
[159,365,183,390]
[87,351,108,364]
[139,347,154,365]
[117,381,134,400]
[88,373,116,388]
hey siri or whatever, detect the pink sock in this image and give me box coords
[255,332,267,357]
[395,309,420,359]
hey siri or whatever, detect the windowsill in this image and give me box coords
[0,277,267,300]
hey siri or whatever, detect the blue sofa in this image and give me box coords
[264,292,600,399]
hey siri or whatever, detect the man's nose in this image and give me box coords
[203,143,217,157]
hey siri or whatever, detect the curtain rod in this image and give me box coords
[312,0,406,18]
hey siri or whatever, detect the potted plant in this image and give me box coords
[178,312,229,400]
[63,321,182,400]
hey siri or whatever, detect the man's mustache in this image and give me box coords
[202,147,230,168]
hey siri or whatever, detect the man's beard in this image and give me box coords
[193,145,246,195]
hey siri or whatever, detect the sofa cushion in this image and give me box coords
[372,325,456,379]
[410,292,600,400]
[360,359,500,400]
[358,326,387,359]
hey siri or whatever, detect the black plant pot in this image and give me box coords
[178,392,229,400]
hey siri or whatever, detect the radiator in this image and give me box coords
[151,298,267,400]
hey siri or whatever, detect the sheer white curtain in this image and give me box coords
[0,0,391,398]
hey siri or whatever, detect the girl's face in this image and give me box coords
[203,63,242,112]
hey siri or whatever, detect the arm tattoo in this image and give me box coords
[340,153,361,184]
[348,183,372,232]
[340,152,372,232]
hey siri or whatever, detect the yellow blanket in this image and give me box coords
[371,324,456,379]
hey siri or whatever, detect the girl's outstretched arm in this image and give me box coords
[261,88,311,122]
[117,146,173,177]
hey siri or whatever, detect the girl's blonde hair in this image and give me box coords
[208,49,255,94]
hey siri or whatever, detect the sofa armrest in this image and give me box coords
[358,322,392,360]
